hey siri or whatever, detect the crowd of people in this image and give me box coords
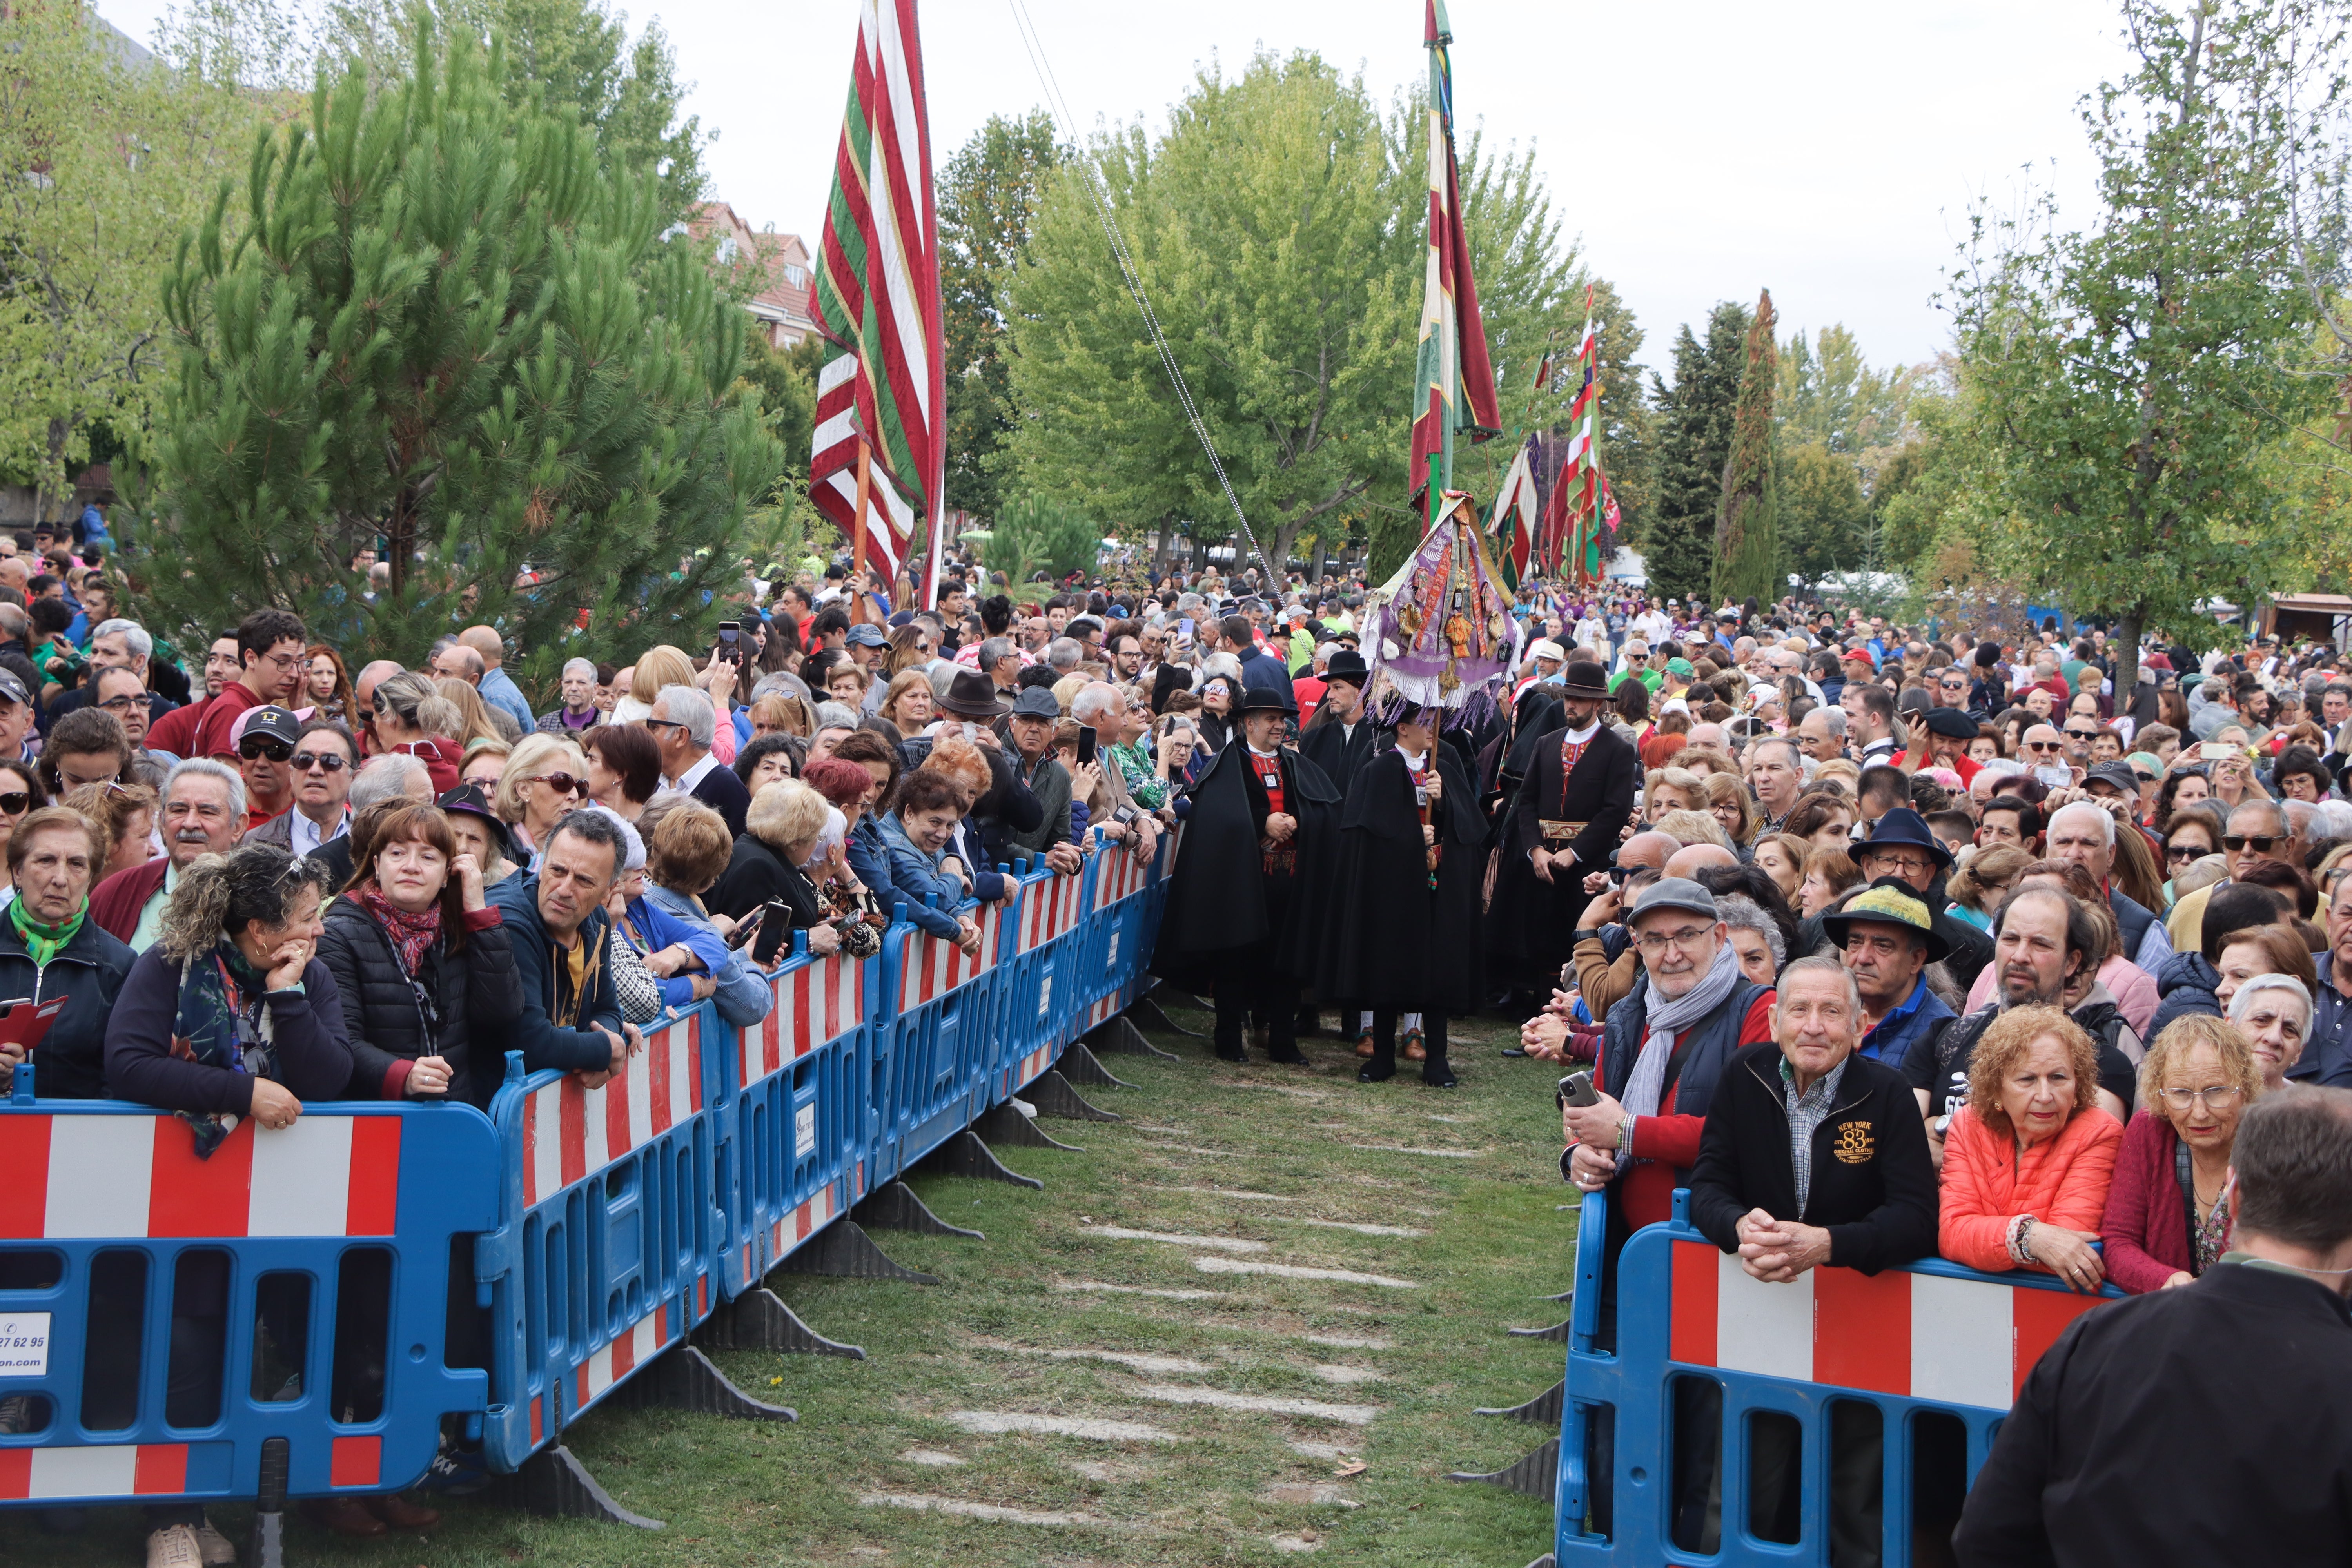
[5,510,2352,1565]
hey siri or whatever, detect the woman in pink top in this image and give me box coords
[1939,1005,2125,1292]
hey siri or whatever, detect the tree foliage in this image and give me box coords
[976,493,1099,585]
[1713,289,1780,604]
[1642,301,1748,602]
[0,3,273,505]
[125,18,784,691]
[1946,0,2338,687]
[939,110,1061,521]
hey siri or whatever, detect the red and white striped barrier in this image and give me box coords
[897,903,1002,1011]
[768,1185,840,1261]
[1669,1240,2106,1409]
[743,954,864,1089]
[1091,841,1149,910]
[520,1013,704,1207]
[0,1114,401,1241]
[1018,869,1084,953]
[575,1299,673,1408]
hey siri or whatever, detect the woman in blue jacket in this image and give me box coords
[874,766,982,955]
[637,798,773,1029]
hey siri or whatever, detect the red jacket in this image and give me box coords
[90,856,170,943]
[1940,1103,2123,1274]
[2099,1110,2212,1294]
[388,736,461,796]
[193,681,265,762]
[1610,991,1777,1231]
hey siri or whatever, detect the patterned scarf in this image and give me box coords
[7,898,83,969]
[1616,943,1743,1171]
[355,884,441,973]
[170,940,277,1160]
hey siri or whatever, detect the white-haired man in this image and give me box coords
[537,657,605,735]
[650,684,750,836]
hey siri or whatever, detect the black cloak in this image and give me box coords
[1151,739,1341,984]
[1315,744,1489,1011]
[1484,720,1639,978]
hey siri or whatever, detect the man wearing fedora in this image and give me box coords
[915,670,1045,877]
[1152,684,1340,1063]
[1824,879,1957,1075]
[1487,658,1639,1010]
[1296,648,1376,803]
[1848,806,1994,991]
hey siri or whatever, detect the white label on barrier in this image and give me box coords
[1105,932,1120,969]
[795,1103,818,1160]
[0,1313,50,1376]
[1038,975,1052,1017]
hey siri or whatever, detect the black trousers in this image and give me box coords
[1364,1007,1447,1073]
[1212,946,1298,1058]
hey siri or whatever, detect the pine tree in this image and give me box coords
[1713,289,1780,605]
[127,18,784,694]
[1641,301,1747,602]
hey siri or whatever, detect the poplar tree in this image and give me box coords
[127,17,783,691]
[1713,288,1780,604]
[1641,301,1747,602]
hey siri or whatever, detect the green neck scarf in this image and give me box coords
[8,897,83,969]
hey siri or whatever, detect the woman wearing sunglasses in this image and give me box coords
[492,734,591,862]
[0,760,48,910]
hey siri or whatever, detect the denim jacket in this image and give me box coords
[640,882,774,1031]
[876,811,967,938]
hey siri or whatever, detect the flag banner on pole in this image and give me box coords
[1406,0,1501,511]
[1486,434,1539,592]
[809,0,946,586]
[1539,289,1601,584]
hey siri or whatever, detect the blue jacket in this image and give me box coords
[486,874,622,1076]
[478,665,536,734]
[639,883,773,1030]
[2308,953,2352,1087]
[2147,951,2222,1044]
[621,892,728,1016]
[1856,976,1955,1073]
[875,811,966,939]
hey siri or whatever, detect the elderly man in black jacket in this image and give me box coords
[1956,1085,2352,1568]
[1682,954,1938,1564]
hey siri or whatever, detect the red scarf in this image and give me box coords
[354,885,442,973]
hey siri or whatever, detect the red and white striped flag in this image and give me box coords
[809,0,946,588]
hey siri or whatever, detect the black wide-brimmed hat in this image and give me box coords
[1558,660,1611,699]
[1237,681,1298,717]
[938,669,1011,719]
[437,784,516,864]
[1323,649,1370,687]
[1857,807,1954,872]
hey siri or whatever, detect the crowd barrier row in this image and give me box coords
[1542,1188,2114,1568]
[0,824,1176,1528]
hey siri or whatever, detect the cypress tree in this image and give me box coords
[127,17,784,692]
[1712,288,1779,605]
[1641,301,1747,602]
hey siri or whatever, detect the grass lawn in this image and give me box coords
[4,999,1579,1567]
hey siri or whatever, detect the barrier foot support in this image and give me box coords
[857,1179,985,1240]
[700,1287,866,1360]
[1444,1436,1558,1499]
[974,1102,1083,1153]
[922,1129,1045,1191]
[507,1443,664,1528]
[1058,1040,1135,1089]
[1506,1318,1573,1342]
[1028,1069,1122,1123]
[615,1344,798,1422]
[1474,1378,1564,1426]
[1525,1556,1558,1568]
[1102,1007,1189,1051]
[777,1219,942,1285]
[249,1434,289,1568]
[1538,1286,1575,1302]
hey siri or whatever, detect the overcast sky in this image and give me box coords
[111,0,2138,375]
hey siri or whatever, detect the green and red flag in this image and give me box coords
[1487,434,1539,592]
[1541,288,1603,586]
[809,0,946,593]
[1407,0,1501,521]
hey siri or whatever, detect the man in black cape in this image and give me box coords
[1318,706,1487,1087]
[1152,685,1340,1062]
[1295,650,1376,802]
[1486,659,1638,1006]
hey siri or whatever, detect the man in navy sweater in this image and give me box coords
[486,809,639,1085]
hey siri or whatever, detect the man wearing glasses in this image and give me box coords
[244,719,357,857]
[2165,797,2323,953]
[1851,808,1994,991]
[229,705,303,826]
[1613,642,1659,695]
[647,684,750,837]
[92,667,157,755]
[193,608,309,764]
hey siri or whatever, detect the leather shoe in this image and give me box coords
[301,1498,387,1537]
[364,1495,441,1529]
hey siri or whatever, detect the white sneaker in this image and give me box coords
[145,1524,202,1568]
[193,1521,237,1566]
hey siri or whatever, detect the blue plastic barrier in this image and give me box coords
[4,835,1179,1506]
[1554,1189,2114,1566]
[0,1096,498,1508]
[728,939,878,1280]
[877,897,1008,1181]
[477,1009,724,1472]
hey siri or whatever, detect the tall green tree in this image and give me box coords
[126,19,783,690]
[1776,323,1914,455]
[939,110,1060,521]
[1779,440,1867,580]
[0,3,271,512]
[1713,289,1780,604]
[324,0,707,223]
[1642,301,1748,602]
[1950,0,2338,692]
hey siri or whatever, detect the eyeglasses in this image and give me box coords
[528,773,588,796]
[2063,728,2097,740]
[1864,851,1935,875]
[97,691,143,711]
[1632,924,1715,956]
[2025,740,2064,752]
[2223,835,2281,853]
[2159,1085,2244,1111]
[238,737,294,763]
[2165,844,2208,862]
[290,751,348,773]
[642,719,685,733]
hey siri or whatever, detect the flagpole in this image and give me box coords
[851,434,874,621]
[1426,10,1450,531]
